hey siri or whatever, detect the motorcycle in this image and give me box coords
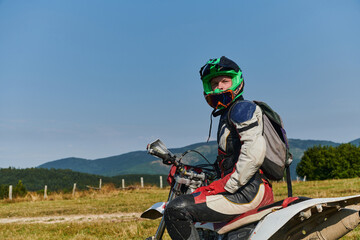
[141,139,360,240]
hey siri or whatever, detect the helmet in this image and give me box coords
[199,56,244,109]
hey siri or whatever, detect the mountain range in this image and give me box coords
[38,138,360,179]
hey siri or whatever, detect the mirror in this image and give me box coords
[147,139,175,158]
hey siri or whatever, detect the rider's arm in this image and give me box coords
[224,101,266,193]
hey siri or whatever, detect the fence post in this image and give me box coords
[44,185,48,200]
[99,178,102,189]
[141,177,144,188]
[160,176,163,188]
[9,185,12,200]
[72,183,76,197]
[122,179,125,189]
[303,176,307,182]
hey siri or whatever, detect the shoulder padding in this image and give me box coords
[229,100,257,124]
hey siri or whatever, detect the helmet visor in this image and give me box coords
[205,90,235,109]
[200,57,240,79]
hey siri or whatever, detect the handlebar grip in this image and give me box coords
[162,154,176,165]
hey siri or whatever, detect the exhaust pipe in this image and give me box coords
[302,209,360,240]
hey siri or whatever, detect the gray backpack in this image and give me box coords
[252,101,293,181]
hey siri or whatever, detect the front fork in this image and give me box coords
[151,182,181,240]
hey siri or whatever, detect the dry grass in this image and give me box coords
[0,221,164,240]
[0,179,359,239]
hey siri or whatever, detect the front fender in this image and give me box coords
[141,202,167,219]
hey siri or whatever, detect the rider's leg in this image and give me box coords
[164,172,273,239]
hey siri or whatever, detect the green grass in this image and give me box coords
[0,179,359,239]
[273,178,360,201]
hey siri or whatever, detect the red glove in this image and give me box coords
[193,174,230,196]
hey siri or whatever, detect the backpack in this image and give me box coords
[228,100,293,196]
[252,101,293,180]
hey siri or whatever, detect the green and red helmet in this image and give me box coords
[199,56,244,109]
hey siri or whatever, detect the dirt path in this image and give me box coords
[1,205,359,225]
[0,212,142,224]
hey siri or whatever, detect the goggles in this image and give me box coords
[205,90,235,109]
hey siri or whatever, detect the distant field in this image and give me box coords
[0,179,359,239]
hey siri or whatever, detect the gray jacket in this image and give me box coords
[216,100,266,193]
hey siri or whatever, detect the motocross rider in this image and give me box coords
[164,56,275,239]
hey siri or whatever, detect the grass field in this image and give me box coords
[0,179,359,239]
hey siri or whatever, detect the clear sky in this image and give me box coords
[1,1,359,168]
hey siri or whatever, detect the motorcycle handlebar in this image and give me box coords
[183,170,206,181]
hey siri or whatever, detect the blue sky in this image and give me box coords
[0,1,359,168]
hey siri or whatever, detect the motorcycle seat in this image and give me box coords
[215,196,310,234]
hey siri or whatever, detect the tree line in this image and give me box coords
[0,167,168,197]
[296,143,360,180]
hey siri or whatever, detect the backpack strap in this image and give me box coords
[285,153,293,197]
[286,166,293,197]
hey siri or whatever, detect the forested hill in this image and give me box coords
[38,141,218,177]
[350,138,360,146]
[38,138,360,178]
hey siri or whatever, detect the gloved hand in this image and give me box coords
[193,174,230,196]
